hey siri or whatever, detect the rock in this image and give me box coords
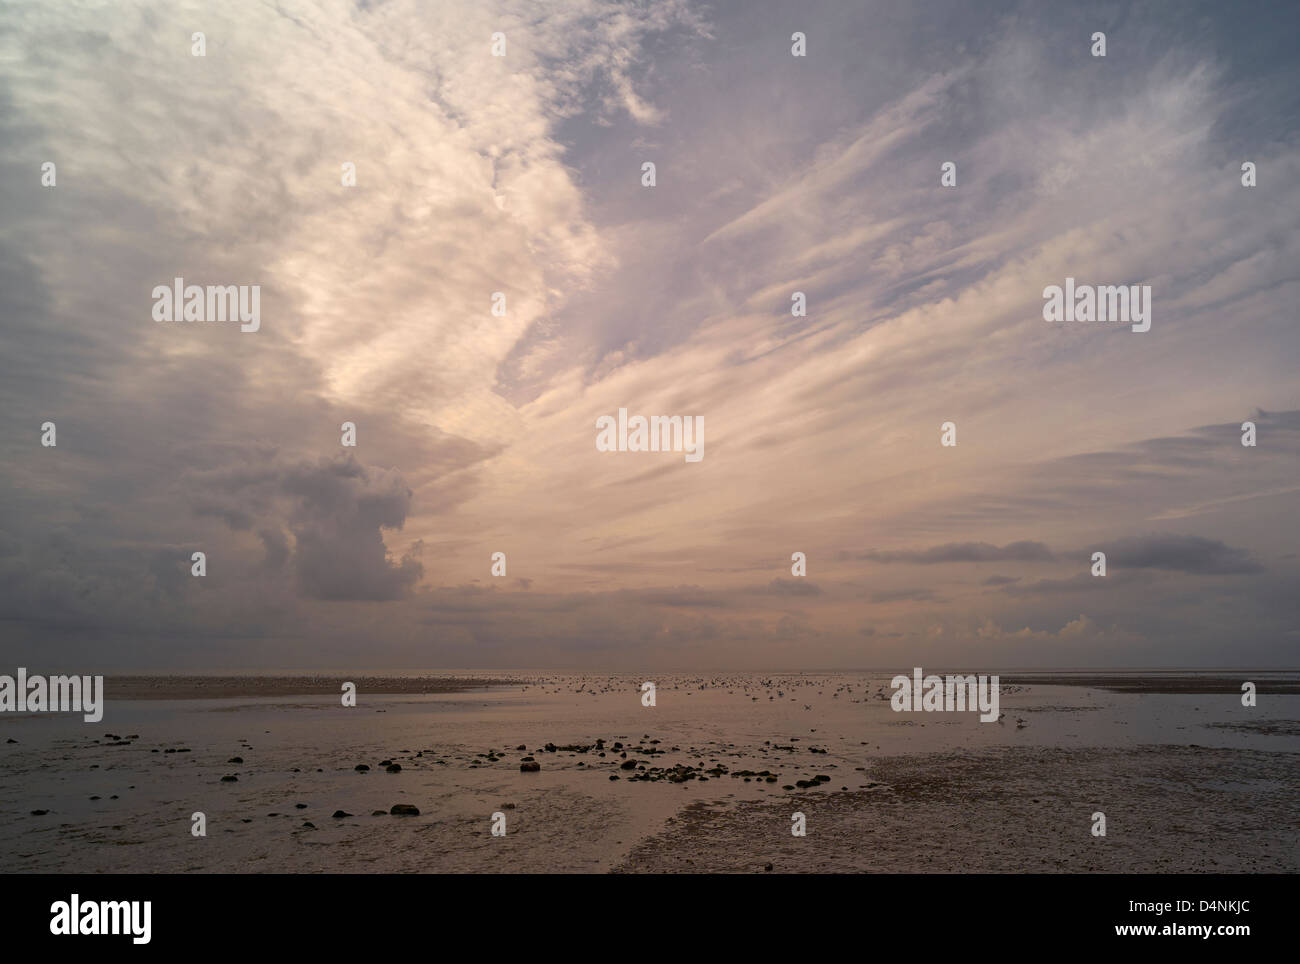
[516,744,527,751]
[331,810,352,818]
[30,810,48,816]
[228,756,243,764]
[620,759,639,770]
[294,803,307,809]
[385,763,401,773]
[764,863,774,872]
[354,764,370,771]
[301,821,315,829]
[519,761,541,772]
[390,804,420,816]
[220,775,238,782]
[371,810,387,816]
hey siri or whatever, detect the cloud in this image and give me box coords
[853,542,1055,564]
[870,587,941,603]
[973,614,1104,642]
[765,578,823,597]
[0,0,1296,669]
[187,451,423,601]
[1099,534,1262,575]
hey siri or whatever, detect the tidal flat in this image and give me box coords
[2,672,1296,873]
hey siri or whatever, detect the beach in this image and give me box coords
[2,673,1297,873]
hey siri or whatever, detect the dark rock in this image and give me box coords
[390,804,420,816]
[355,764,370,771]
[228,756,243,764]
[331,810,352,818]
[385,763,401,773]
[220,775,238,782]
[519,761,541,772]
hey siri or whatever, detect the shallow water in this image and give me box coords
[2,673,1296,872]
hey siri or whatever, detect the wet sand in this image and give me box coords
[615,745,1299,873]
[2,673,1296,873]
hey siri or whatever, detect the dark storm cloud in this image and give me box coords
[189,452,423,601]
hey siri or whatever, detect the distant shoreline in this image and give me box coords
[1001,674,1300,694]
[102,675,526,700]
[85,671,1300,700]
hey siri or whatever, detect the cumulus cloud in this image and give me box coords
[188,452,423,601]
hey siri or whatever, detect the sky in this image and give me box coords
[1,0,1297,671]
